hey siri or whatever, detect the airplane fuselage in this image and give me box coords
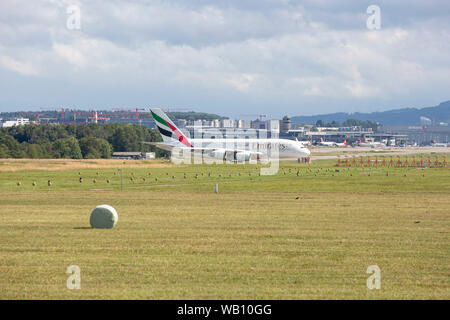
[359,142,385,148]
[180,138,310,159]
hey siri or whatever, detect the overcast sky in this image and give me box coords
[1,0,449,118]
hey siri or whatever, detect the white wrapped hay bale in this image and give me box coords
[90,205,118,229]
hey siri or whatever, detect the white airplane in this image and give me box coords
[335,139,347,147]
[148,108,311,161]
[318,137,346,147]
[357,139,386,148]
[432,142,448,147]
[297,139,311,146]
[319,137,336,147]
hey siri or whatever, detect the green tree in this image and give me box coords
[0,134,25,158]
[0,123,170,159]
[0,144,10,158]
[22,142,38,159]
[25,144,43,159]
[79,137,112,159]
[343,119,378,132]
[330,121,340,127]
[53,137,82,159]
[111,126,140,152]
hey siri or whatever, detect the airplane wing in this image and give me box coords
[142,141,176,152]
[143,142,263,156]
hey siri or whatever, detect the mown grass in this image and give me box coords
[0,157,449,299]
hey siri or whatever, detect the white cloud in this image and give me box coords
[52,43,86,68]
[226,73,259,92]
[0,0,449,115]
[0,55,39,75]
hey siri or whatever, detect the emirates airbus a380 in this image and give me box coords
[148,108,310,161]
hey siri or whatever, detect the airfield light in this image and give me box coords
[118,168,123,190]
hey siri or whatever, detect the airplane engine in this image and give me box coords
[235,151,252,162]
[209,150,226,159]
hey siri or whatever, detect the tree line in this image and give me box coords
[0,110,226,122]
[0,123,169,159]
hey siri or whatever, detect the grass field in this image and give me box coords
[0,156,449,299]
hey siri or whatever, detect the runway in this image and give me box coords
[310,146,450,160]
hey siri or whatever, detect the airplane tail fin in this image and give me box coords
[150,108,193,147]
[321,137,324,142]
[344,139,347,146]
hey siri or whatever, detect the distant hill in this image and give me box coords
[291,100,450,126]
[166,111,226,121]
